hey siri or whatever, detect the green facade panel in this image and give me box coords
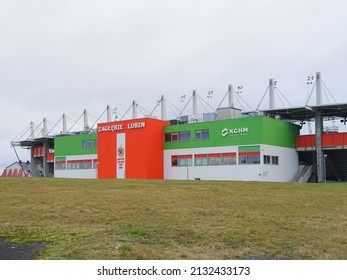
[54,133,97,156]
[238,145,260,152]
[164,116,299,150]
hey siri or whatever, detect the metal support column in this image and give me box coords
[315,110,324,182]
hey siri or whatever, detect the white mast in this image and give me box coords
[132,100,138,119]
[269,78,275,109]
[160,95,167,120]
[192,90,198,115]
[30,121,35,139]
[228,84,234,107]
[62,113,67,134]
[42,118,48,137]
[83,109,89,131]
[106,105,112,122]
[316,72,322,105]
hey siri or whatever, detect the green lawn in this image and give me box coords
[0,177,346,259]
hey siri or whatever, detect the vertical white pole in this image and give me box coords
[228,84,234,107]
[269,78,275,109]
[42,118,48,137]
[84,109,89,131]
[106,105,112,122]
[30,121,35,139]
[160,95,167,120]
[132,100,138,119]
[316,72,322,105]
[62,114,67,134]
[192,90,198,115]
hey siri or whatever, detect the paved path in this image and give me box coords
[0,238,51,260]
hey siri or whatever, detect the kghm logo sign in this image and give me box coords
[221,127,248,137]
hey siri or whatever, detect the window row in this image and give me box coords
[264,155,279,165]
[171,152,238,167]
[165,129,209,143]
[171,152,279,167]
[55,159,97,170]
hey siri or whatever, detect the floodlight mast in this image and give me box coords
[106,105,112,122]
[316,72,322,105]
[269,78,275,109]
[42,118,48,137]
[62,114,67,134]
[160,95,167,120]
[192,90,198,115]
[30,121,35,139]
[132,100,138,119]
[228,84,234,107]
[83,109,89,131]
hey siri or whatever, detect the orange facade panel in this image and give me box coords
[97,118,169,179]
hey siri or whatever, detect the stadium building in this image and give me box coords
[10,73,347,183]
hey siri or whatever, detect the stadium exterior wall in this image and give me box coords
[54,134,98,179]
[53,116,300,182]
[164,145,298,182]
[163,116,300,182]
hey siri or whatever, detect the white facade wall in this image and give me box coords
[164,144,298,182]
[55,154,97,179]
[260,144,298,182]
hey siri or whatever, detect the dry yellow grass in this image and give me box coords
[0,177,346,259]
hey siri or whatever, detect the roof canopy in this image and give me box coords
[262,102,347,122]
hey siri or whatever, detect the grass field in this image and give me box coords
[0,177,346,260]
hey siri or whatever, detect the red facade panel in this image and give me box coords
[46,152,54,162]
[97,118,169,179]
[296,132,347,149]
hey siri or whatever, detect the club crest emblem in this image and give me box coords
[117,146,125,157]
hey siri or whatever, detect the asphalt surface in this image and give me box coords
[0,238,51,260]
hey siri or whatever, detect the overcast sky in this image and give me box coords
[1,0,347,170]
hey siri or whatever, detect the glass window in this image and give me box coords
[171,133,179,142]
[195,157,202,166]
[179,131,191,141]
[165,131,191,142]
[171,156,178,166]
[55,161,66,170]
[248,156,260,164]
[94,139,98,148]
[221,153,236,165]
[195,152,236,166]
[202,129,209,140]
[195,129,209,140]
[82,140,92,149]
[195,130,202,140]
[182,158,192,166]
[272,156,279,165]
[239,156,247,165]
[201,157,208,166]
[93,160,98,169]
[165,133,172,142]
[264,155,271,164]
[239,146,260,165]
[208,154,221,165]
[82,160,93,169]
[171,155,192,166]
